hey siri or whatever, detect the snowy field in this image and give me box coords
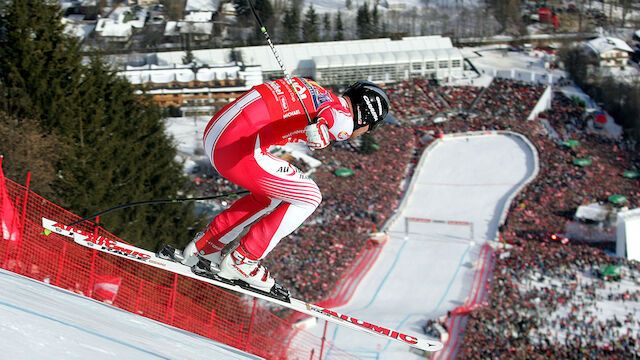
[0,269,261,360]
[289,133,538,359]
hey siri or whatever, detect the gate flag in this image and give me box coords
[0,156,22,244]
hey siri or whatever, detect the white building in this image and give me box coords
[164,21,214,42]
[96,20,133,44]
[585,37,634,68]
[617,208,640,261]
[185,0,220,13]
[114,35,464,86]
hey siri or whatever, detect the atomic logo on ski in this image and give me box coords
[42,218,152,262]
[305,304,419,345]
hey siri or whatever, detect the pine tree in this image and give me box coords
[371,3,380,38]
[53,55,205,249]
[236,0,274,42]
[359,133,380,155]
[0,110,59,196]
[335,11,345,41]
[233,0,251,18]
[0,0,204,249]
[357,2,372,39]
[182,30,194,64]
[0,0,84,132]
[282,1,301,43]
[302,4,319,42]
[322,13,331,41]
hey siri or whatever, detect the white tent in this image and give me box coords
[617,208,640,261]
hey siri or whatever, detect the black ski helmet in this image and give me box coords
[343,81,390,131]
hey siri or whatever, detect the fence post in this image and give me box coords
[246,299,258,352]
[54,242,67,287]
[13,172,31,268]
[168,273,179,324]
[88,249,98,297]
[319,319,328,360]
[86,217,100,296]
[207,305,217,339]
[135,277,144,315]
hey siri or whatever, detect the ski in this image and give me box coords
[42,217,443,352]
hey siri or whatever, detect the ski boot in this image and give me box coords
[157,232,223,270]
[213,247,290,302]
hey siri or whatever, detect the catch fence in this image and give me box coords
[0,173,362,360]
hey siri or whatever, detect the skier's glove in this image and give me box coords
[305,122,330,150]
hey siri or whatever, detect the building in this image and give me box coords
[113,36,464,111]
[97,20,133,45]
[617,208,640,261]
[119,35,463,83]
[185,0,220,13]
[585,36,634,68]
[120,63,262,116]
[164,21,214,43]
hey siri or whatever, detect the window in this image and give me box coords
[425,62,435,70]
[451,60,461,68]
[412,63,422,71]
[438,60,448,69]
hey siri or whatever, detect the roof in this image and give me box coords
[185,11,214,22]
[101,22,132,38]
[150,35,458,75]
[586,36,634,55]
[164,21,213,36]
[186,0,219,12]
[120,64,261,87]
[312,47,462,69]
[575,203,609,222]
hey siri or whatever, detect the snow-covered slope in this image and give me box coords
[0,269,262,360]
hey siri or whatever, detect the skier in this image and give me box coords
[166,78,389,293]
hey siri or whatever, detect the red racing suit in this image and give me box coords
[196,78,354,260]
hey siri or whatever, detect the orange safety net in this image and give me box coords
[0,173,362,360]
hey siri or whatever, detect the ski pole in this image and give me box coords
[246,0,313,125]
[68,190,249,227]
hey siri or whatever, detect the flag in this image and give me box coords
[93,275,122,303]
[0,157,22,244]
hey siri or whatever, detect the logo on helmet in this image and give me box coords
[356,106,365,125]
[363,96,379,122]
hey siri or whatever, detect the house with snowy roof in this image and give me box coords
[585,36,633,68]
[96,19,133,45]
[185,0,220,13]
[164,21,214,43]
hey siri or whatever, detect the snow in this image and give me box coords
[292,133,538,359]
[0,268,261,359]
[186,0,219,12]
[464,46,566,85]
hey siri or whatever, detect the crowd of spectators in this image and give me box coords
[474,78,546,120]
[191,76,639,356]
[267,126,418,301]
[459,237,639,359]
[386,79,444,119]
[438,86,484,110]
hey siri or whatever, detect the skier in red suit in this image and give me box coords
[176,78,390,292]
